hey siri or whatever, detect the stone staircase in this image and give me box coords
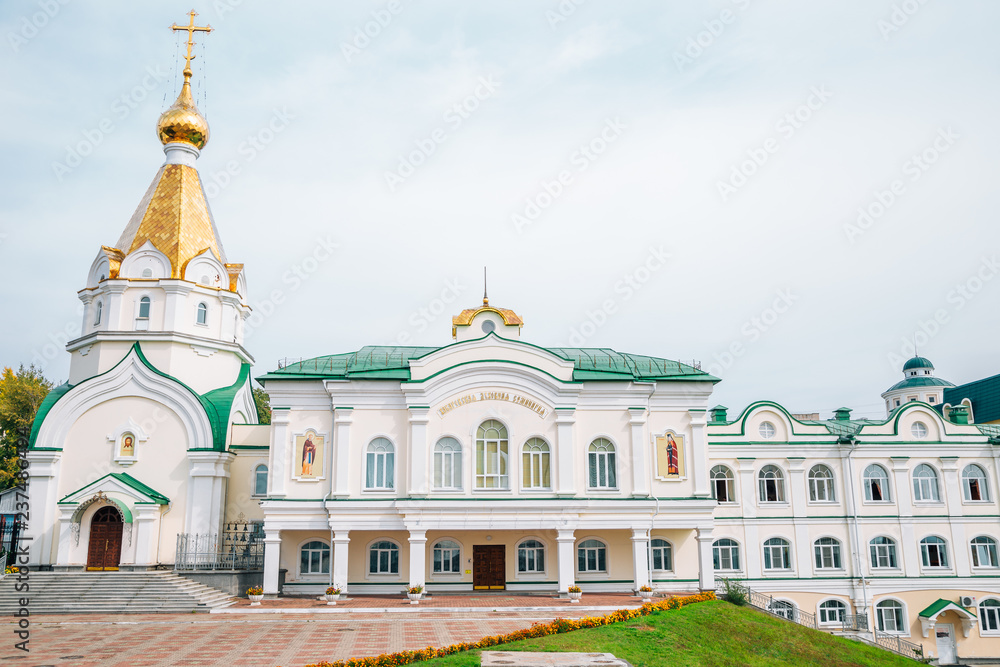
[0,571,237,614]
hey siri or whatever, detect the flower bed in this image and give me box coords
[303,591,715,667]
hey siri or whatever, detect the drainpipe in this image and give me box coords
[325,409,336,588]
[843,436,869,627]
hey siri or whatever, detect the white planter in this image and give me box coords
[407,593,421,605]
[568,591,583,603]
[324,593,340,606]
[641,597,653,604]
[248,594,264,606]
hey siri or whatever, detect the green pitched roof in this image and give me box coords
[918,598,975,619]
[945,373,1000,424]
[258,339,719,384]
[58,472,169,505]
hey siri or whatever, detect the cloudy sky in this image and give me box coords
[2,1,998,418]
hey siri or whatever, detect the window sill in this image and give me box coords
[913,501,945,506]
[586,488,621,494]
[807,501,839,506]
[430,572,463,578]
[762,570,795,576]
[757,503,790,508]
[520,488,553,493]
[961,500,993,505]
[431,488,465,494]
[366,573,402,579]
[575,572,610,578]
[861,501,894,506]
[363,488,396,493]
[814,568,846,575]
[515,572,548,579]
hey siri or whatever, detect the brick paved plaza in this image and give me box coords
[1,594,648,667]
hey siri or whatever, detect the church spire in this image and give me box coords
[156,11,213,154]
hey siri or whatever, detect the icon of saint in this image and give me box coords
[302,434,316,476]
[666,434,679,475]
[122,435,134,456]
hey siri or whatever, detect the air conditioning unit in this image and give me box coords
[961,596,976,607]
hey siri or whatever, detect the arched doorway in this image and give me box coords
[86,506,123,571]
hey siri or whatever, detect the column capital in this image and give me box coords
[333,530,351,543]
[696,526,714,541]
[407,529,427,543]
[556,529,577,542]
[630,528,650,542]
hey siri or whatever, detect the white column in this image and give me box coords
[160,282,192,332]
[629,408,648,497]
[132,505,161,566]
[697,527,715,591]
[26,450,62,566]
[556,529,576,594]
[263,530,281,595]
[631,528,650,589]
[269,408,290,497]
[408,529,427,588]
[737,458,757,518]
[787,458,812,576]
[408,408,430,497]
[104,281,128,330]
[939,458,970,576]
[332,530,350,592]
[689,409,710,498]
[185,451,234,536]
[555,409,576,496]
[332,407,353,497]
[78,292,95,334]
[56,506,75,566]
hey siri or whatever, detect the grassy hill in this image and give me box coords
[419,600,917,666]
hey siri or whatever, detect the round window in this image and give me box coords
[759,421,776,439]
[482,320,496,334]
[911,422,928,439]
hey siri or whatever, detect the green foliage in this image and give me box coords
[0,365,52,490]
[252,386,271,425]
[722,577,749,606]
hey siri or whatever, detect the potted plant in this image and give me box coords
[405,585,424,604]
[638,585,653,603]
[0,565,16,580]
[324,586,342,606]
[247,585,264,606]
[567,585,583,603]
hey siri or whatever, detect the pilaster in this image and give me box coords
[269,408,290,497]
[689,409,710,497]
[408,408,430,497]
[332,407,353,498]
[629,408,648,497]
[555,409,576,497]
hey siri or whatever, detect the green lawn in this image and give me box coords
[418,600,918,667]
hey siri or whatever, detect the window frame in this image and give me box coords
[587,438,618,490]
[962,464,991,503]
[710,465,736,503]
[762,537,792,571]
[757,465,787,504]
[433,437,463,491]
[521,437,551,491]
[576,538,608,574]
[475,420,510,490]
[712,538,741,572]
[818,599,848,625]
[910,421,928,439]
[979,598,1000,635]
[431,539,462,575]
[971,536,999,569]
[862,464,892,503]
[650,538,673,572]
[367,539,401,576]
[137,295,151,319]
[517,538,546,575]
[875,599,907,635]
[869,536,899,570]
[298,539,331,577]
[94,300,103,326]
[912,464,941,503]
[196,302,208,326]
[813,537,843,570]
[758,421,776,439]
[252,463,268,497]
[365,437,396,491]
[807,464,836,503]
[919,535,950,569]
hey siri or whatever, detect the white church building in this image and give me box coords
[24,20,1000,664]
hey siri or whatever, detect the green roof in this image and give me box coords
[258,338,719,384]
[903,356,935,371]
[945,373,1000,423]
[918,598,975,619]
[58,472,169,505]
[885,375,955,392]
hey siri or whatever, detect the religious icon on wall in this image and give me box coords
[295,431,323,478]
[120,434,135,458]
[655,431,685,479]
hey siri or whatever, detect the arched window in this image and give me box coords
[433,437,462,489]
[920,536,949,568]
[432,540,460,573]
[758,465,786,503]
[710,465,735,503]
[762,537,791,570]
[588,438,617,489]
[476,420,508,489]
[94,300,103,325]
[963,464,990,501]
[808,464,835,502]
[813,537,842,570]
[818,599,847,624]
[713,538,740,571]
[863,464,891,502]
[650,538,672,571]
[300,540,330,575]
[253,464,268,496]
[522,438,551,489]
[980,599,1000,633]
[141,267,153,278]
[517,539,545,573]
[870,536,898,569]
[876,599,905,633]
[971,536,999,568]
[369,540,399,574]
[912,464,940,502]
[138,296,151,319]
[365,438,395,490]
[196,302,208,325]
[577,539,607,572]
[769,599,796,621]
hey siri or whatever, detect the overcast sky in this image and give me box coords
[2,1,998,419]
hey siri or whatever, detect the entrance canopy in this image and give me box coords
[918,598,978,638]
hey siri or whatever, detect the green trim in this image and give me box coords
[267,496,709,503]
[28,382,75,447]
[229,445,270,451]
[57,472,169,505]
[919,598,976,619]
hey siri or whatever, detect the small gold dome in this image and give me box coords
[157,79,209,150]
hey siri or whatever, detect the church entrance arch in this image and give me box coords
[86,506,123,571]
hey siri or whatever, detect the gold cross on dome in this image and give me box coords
[170,10,213,77]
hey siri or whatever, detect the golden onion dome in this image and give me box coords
[156,76,209,150]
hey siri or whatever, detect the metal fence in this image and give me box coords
[716,580,922,661]
[175,520,264,571]
[0,516,21,568]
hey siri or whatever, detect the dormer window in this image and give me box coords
[196,302,208,326]
[924,370,930,375]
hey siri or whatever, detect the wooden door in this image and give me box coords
[473,545,505,590]
[86,506,122,571]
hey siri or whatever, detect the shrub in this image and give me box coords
[720,578,748,606]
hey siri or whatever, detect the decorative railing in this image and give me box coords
[175,519,264,571]
[716,580,922,661]
[0,516,22,568]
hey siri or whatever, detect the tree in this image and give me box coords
[0,365,53,490]
[252,386,271,425]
